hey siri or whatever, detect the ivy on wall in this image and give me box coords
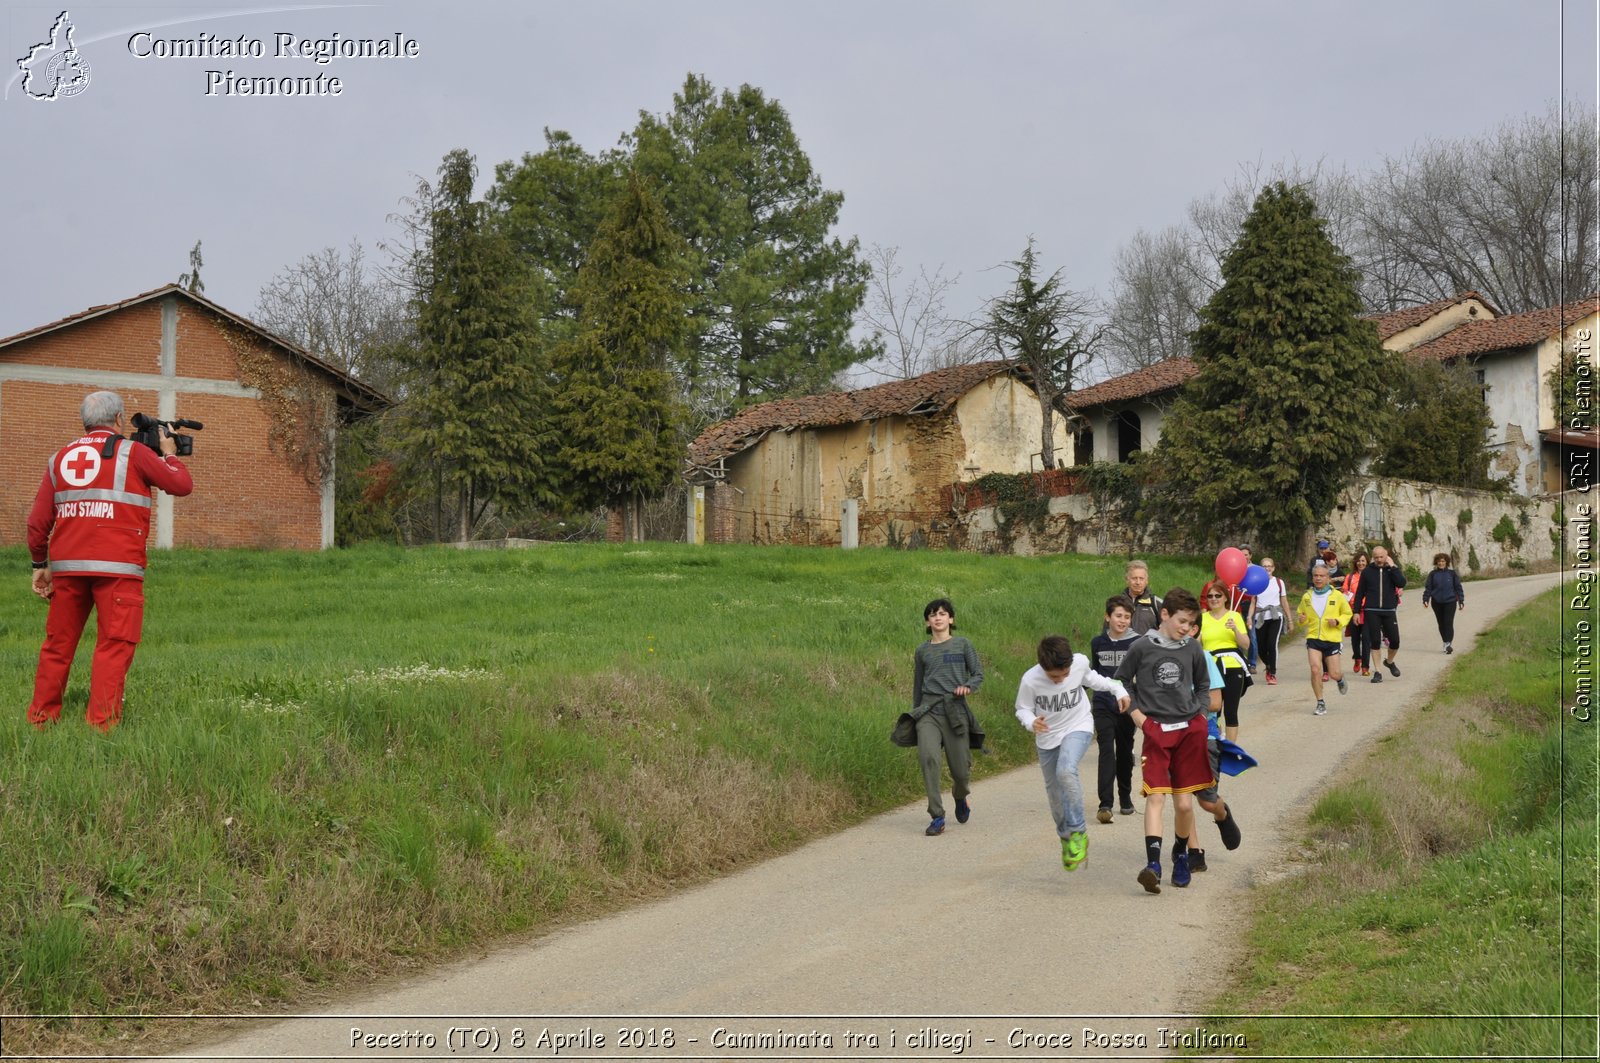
[220,324,336,489]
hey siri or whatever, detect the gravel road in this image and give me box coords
[169,570,1562,1062]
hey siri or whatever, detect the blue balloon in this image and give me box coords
[1240,563,1270,596]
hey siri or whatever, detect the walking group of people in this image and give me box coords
[907,546,1466,896]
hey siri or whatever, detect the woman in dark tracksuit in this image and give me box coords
[1421,552,1465,653]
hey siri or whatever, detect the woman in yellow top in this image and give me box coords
[1297,561,1354,717]
[1200,579,1251,742]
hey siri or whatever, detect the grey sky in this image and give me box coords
[3,0,1595,356]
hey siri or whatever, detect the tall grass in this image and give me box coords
[1194,588,1596,1059]
[0,542,1204,1055]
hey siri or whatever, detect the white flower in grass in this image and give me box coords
[340,663,498,687]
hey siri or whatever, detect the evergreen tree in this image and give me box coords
[488,129,625,336]
[1546,345,1590,433]
[981,238,1101,469]
[400,149,556,542]
[1147,182,1394,556]
[631,74,874,416]
[1372,358,1496,489]
[553,173,689,538]
[178,240,205,293]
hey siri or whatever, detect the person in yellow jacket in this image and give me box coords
[1296,561,1353,717]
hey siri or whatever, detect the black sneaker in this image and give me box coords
[955,797,971,824]
[1189,848,1208,872]
[1445,643,1453,654]
[1386,660,1401,678]
[1371,671,1383,684]
[1218,807,1242,850]
[1120,803,1136,816]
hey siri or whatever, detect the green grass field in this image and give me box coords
[1193,587,1597,1059]
[4,547,1590,1059]
[0,542,1208,1054]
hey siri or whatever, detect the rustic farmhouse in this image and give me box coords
[1067,291,1597,496]
[685,360,1074,546]
[0,285,387,551]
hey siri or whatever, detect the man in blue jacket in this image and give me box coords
[1351,545,1407,682]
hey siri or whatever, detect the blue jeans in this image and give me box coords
[1037,729,1094,838]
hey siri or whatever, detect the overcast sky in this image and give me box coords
[3,0,1595,359]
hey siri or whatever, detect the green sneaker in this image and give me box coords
[1062,831,1088,870]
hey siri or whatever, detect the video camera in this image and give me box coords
[130,412,204,457]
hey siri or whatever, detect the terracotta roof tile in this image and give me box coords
[1064,358,1197,410]
[687,360,1023,466]
[1407,296,1599,362]
[1364,291,1499,341]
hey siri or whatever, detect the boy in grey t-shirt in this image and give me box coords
[1114,587,1214,893]
[911,598,984,836]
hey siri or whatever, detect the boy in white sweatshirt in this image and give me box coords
[1015,634,1130,870]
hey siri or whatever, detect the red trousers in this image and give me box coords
[28,575,145,731]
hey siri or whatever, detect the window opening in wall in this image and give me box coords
[1074,427,1094,465]
[1362,488,1384,540]
[1116,411,1142,463]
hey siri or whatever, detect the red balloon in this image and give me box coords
[1215,547,1248,585]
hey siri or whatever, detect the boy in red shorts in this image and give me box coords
[1114,586,1214,893]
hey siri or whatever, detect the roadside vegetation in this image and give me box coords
[0,543,1206,1056]
[1194,587,1595,1058]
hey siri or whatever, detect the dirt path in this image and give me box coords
[173,571,1561,1061]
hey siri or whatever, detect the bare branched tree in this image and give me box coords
[1104,107,1596,356]
[857,244,982,381]
[1356,103,1597,312]
[1101,226,1206,373]
[254,238,412,393]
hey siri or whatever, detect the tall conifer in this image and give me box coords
[403,149,555,542]
[553,173,689,537]
[1148,182,1394,555]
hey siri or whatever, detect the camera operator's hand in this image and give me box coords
[159,425,178,457]
[31,568,52,601]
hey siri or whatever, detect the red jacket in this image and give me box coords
[27,428,193,579]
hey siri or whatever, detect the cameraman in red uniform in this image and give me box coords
[26,391,193,730]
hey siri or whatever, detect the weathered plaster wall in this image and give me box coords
[1478,346,1542,494]
[954,375,1072,473]
[717,375,1071,545]
[1383,297,1495,352]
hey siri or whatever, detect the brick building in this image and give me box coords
[1,285,387,551]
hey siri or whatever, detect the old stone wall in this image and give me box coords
[952,476,1564,574]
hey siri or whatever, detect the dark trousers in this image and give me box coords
[1431,600,1458,644]
[1092,707,1135,810]
[1257,617,1283,676]
[1349,619,1369,669]
[1219,667,1247,728]
[1369,610,1401,654]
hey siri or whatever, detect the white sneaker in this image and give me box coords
[1313,700,1327,716]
